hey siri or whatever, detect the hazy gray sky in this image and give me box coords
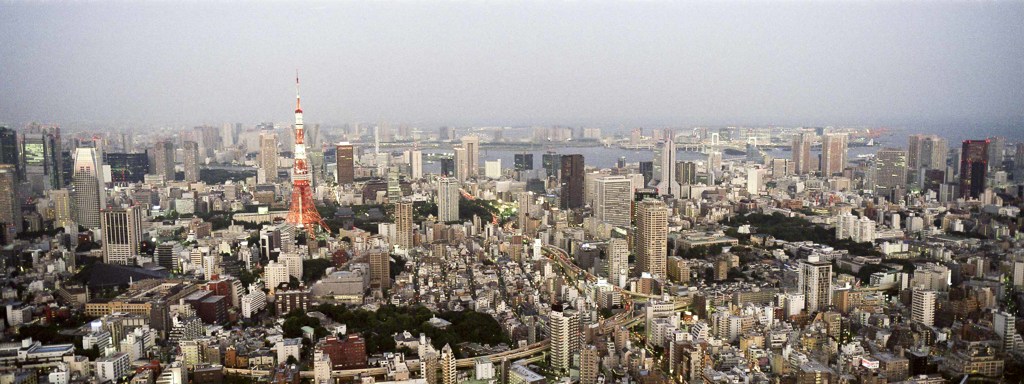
[1,1,1021,128]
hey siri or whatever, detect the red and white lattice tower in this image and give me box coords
[286,72,330,236]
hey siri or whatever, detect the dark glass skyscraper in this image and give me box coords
[639,161,654,186]
[960,140,989,199]
[20,124,63,191]
[542,152,560,178]
[439,157,455,177]
[514,153,534,171]
[336,143,355,185]
[0,127,18,177]
[104,153,150,183]
[559,154,584,209]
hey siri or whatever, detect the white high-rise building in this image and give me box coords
[911,289,936,326]
[407,149,423,179]
[461,135,479,179]
[549,306,580,374]
[594,176,632,228]
[454,146,468,181]
[280,252,303,280]
[853,216,876,243]
[484,159,502,179]
[96,353,130,383]
[746,167,762,195]
[707,151,723,176]
[820,133,848,176]
[799,257,832,313]
[437,177,460,223]
[792,131,816,175]
[835,213,876,244]
[264,261,289,294]
[101,206,144,265]
[655,130,679,196]
[73,147,105,229]
[240,285,267,319]
[607,238,629,288]
[994,310,1024,353]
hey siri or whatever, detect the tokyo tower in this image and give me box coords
[286,72,330,237]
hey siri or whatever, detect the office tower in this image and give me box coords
[559,154,585,209]
[454,146,469,181]
[515,192,532,233]
[49,189,73,228]
[439,157,455,177]
[149,140,175,181]
[335,142,355,185]
[960,140,989,199]
[636,199,668,278]
[73,148,105,229]
[386,167,402,202]
[792,131,815,175]
[20,124,64,191]
[874,148,908,196]
[104,153,149,184]
[514,153,534,171]
[639,161,654,186]
[0,127,18,176]
[594,176,632,227]
[221,123,237,148]
[908,134,948,172]
[422,351,439,384]
[707,150,723,176]
[183,141,200,183]
[820,133,848,176]
[1015,143,1024,180]
[549,305,580,374]
[438,126,455,141]
[799,257,832,313]
[156,242,182,273]
[771,158,792,177]
[655,129,679,196]
[258,132,278,183]
[911,289,936,326]
[101,206,144,265]
[676,161,697,186]
[264,261,289,294]
[440,344,456,384]
[193,125,222,158]
[395,201,413,251]
[542,152,560,178]
[989,136,1005,171]
[994,310,1024,354]
[607,238,629,288]
[0,165,20,234]
[368,248,391,290]
[908,134,925,171]
[437,177,460,223]
[460,135,480,179]
[580,345,599,384]
[407,149,423,179]
[484,159,502,179]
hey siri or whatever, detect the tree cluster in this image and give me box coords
[315,304,508,357]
